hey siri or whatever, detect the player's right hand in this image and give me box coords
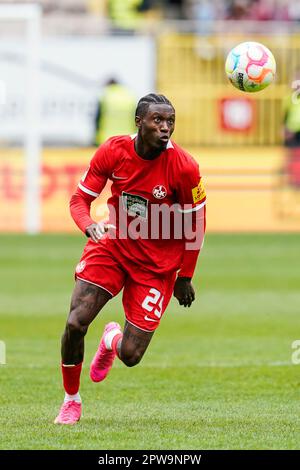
[85,222,116,243]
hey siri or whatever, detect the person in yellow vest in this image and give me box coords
[94,78,136,147]
[283,70,300,147]
[283,70,300,186]
[108,0,143,31]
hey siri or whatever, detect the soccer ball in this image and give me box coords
[225,41,276,93]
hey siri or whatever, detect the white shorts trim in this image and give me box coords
[125,318,155,333]
[78,182,99,197]
[76,277,114,297]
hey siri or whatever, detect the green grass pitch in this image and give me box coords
[0,233,299,449]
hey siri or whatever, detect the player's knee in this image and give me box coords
[66,314,89,337]
[121,350,143,368]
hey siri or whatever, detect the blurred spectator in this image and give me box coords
[164,0,185,19]
[94,78,136,146]
[184,0,216,35]
[272,0,290,21]
[226,0,251,20]
[287,0,300,21]
[249,0,276,20]
[282,69,300,186]
[107,0,154,31]
[283,70,300,147]
[184,0,229,21]
[249,0,289,21]
[185,0,217,21]
[5,0,300,23]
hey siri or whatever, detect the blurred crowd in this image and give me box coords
[3,0,300,22]
[185,0,300,21]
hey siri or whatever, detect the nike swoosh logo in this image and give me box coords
[112,172,127,180]
[144,315,159,322]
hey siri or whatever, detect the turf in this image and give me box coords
[0,233,299,449]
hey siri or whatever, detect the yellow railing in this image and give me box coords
[157,33,298,146]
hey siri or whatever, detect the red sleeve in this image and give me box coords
[175,156,207,279]
[70,140,113,233]
[70,188,95,234]
[175,157,206,209]
[178,205,206,278]
[78,140,113,198]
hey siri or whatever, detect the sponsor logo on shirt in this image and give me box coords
[122,191,148,219]
[192,179,206,204]
[152,185,167,199]
[75,260,86,273]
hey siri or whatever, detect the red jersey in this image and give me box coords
[71,135,206,277]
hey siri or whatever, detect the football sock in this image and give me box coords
[112,333,123,358]
[61,362,82,395]
[64,392,81,403]
[104,328,122,351]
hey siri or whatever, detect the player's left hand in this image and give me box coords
[173,277,195,308]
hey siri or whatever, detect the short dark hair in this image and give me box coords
[135,93,174,118]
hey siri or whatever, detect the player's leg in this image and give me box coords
[116,270,177,367]
[117,320,154,367]
[55,239,125,424]
[62,279,111,365]
[54,279,111,425]
[89,286,155,380]
[90,270,177,377]
[89,319,153,380]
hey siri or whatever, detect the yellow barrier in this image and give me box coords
[157,33,297,146]
[0,148,110,233]
[1,147,300,233]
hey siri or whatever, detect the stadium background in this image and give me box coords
[1,0,300,450]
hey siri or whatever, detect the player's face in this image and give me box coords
[136,104,175,151]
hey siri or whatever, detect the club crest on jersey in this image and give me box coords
[75,261,86,273]
[152,185,167,199]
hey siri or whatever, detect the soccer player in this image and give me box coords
[54,94,206,425]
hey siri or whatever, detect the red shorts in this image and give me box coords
[75,237,177,332]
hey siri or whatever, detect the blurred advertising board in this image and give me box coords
[219,97,256,133]
[0,148,110,232]
[1,147,300,233]
[0,36,154,145]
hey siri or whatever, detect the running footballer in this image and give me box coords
[54,93,206,425]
